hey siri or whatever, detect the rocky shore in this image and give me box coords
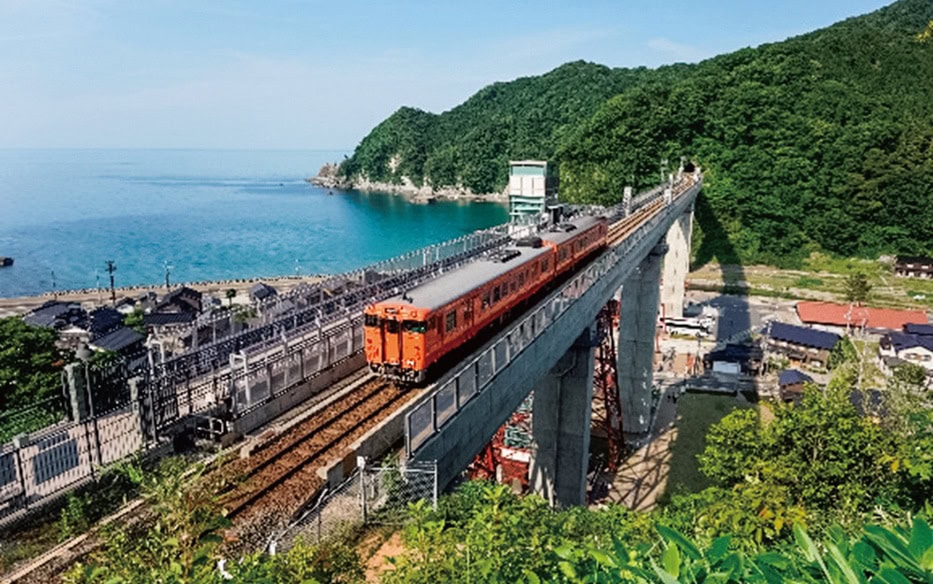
[306,163,507,204]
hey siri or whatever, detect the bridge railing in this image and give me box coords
[405,192,688,455]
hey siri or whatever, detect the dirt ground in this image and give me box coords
[362,531,404,582]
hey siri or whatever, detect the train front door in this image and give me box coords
[382,317,402,366]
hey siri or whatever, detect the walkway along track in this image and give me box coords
[220,376,412,551]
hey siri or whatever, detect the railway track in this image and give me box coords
[220,376,412,550]
[608,199,665,245]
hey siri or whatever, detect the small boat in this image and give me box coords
[0,257,13,267]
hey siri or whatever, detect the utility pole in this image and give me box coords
[163,260,173,291]
[105,260,117,306]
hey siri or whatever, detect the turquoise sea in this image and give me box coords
[0,149,508,298]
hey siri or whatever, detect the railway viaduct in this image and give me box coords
[407,170,701,507]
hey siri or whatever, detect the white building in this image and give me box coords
[508,160,558,222]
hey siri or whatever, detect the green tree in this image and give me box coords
[843,272,872,304]
[0,317,65,411]
[918,19,933,41]
[827,336,858,370]
[123,307,145,334]
[697,408,765,486]
[892,362,928,389]
[225,288,236,307]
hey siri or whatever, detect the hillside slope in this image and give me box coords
[340,0,933,265]
[558,0,933,265]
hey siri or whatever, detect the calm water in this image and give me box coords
[0,149,508,298]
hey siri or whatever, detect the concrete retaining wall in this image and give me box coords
[232,352,366,437]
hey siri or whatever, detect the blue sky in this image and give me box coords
[0,0,893,150]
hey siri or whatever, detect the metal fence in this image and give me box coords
[0,366,144,526]
[405,174,702,455]
[271,461,437,553]
[154,223,520,381]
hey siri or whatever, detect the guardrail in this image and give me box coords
[405,175,700,455]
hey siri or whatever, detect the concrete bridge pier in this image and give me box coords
[529,326,596,508]
[661,205,694,320]
[617,243,665,445]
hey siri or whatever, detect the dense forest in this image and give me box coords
[339,0,933,266]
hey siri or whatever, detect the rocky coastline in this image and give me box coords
[306,163,507,204]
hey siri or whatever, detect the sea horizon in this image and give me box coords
[0,148,508,298]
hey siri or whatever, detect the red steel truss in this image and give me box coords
[594,299,625,471]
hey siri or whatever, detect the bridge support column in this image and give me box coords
[529,326,596,508]
[618,244,664,444]
[661,205,694,319]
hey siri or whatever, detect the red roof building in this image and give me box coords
[796,301,928,332]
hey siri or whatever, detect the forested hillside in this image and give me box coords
[340,0,933,266]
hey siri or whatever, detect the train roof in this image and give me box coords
[539,215,604,245]
[382,245,551,312]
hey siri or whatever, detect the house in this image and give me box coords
[778,369,813,402]
[156,286,202,315]
[249,282,278,303]
[86,307,124,338]
[23,301,86,330]
[114,297,137,315]
[894,256,933,279]
[143,312,195,328]
[704,344,763,375]
[904,323,933,337]
[766,321,839,367]
[89,326,145,356]
[878,332,933,373]
[796,301,927,336]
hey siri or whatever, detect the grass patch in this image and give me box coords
[663,393,751,499]
[793,276,824,288]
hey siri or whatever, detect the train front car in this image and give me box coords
[364,240,554,385]
[539,214,609,275]
[364,302,431,383]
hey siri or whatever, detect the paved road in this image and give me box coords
[685,291,798,344]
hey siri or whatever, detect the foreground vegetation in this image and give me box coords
[54,360,930,582]
[0,316,67,441]
[340,0,933,267]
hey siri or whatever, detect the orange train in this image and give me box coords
[364,215,609,383]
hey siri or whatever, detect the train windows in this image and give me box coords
[493,286,501,303]
[446,311,457,332]
[403,320,427,333]
[519,273,525,286]
[482,293,490,309]
[385,320,400,334]
[364,314,379,327]
[540,259,548,272]
[511,280,517,292]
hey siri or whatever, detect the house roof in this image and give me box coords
[796,301,927,331]
[157,286,202,313]
[249,282,278,301]
[905,323,933,337]
[87,307,124,337]
[769,321,839,350]
[144,312,195,327]
[706,344,763,363]
[885,332,933,353]
[90,326,144,352]
[24,301,85,328]
[896,256,933,265]
[778,369,813,386]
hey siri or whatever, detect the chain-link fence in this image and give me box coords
[272,461,437,553]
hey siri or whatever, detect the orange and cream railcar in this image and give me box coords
[364,214,608,383]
